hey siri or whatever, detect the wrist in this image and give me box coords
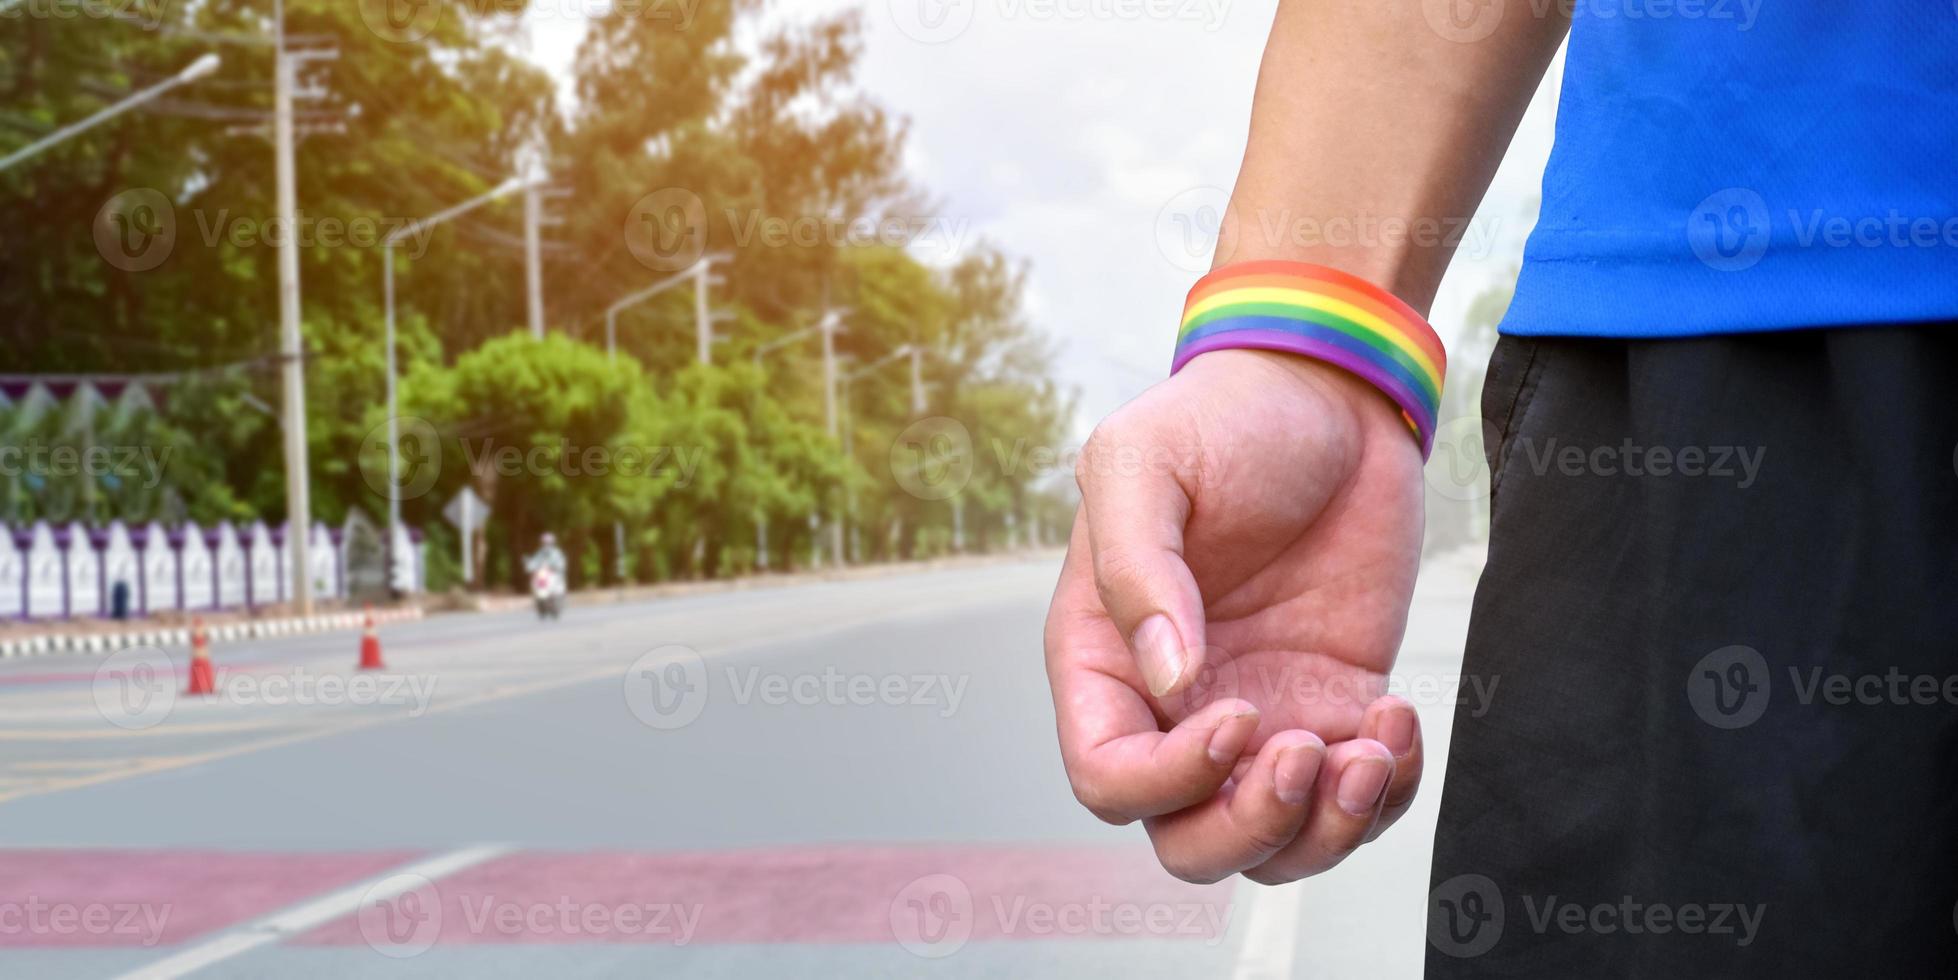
[1171,260,1446,458]
[1193,350,1422,458]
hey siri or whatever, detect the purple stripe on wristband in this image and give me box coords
[1171,329,1435,455]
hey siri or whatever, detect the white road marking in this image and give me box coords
[1232,879,1304,980]
[112,843,512,980]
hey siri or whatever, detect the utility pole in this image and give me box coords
[909,344,926,415]
[211,8,336,611]
[694,263,712,365]
[821,310,845,565]
[273,0,312,614]
[523,158,546,339]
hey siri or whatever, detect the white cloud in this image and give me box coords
[523,0,1564,430]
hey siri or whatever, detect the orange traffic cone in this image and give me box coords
[358,606,385,670]
[185,618,216,695]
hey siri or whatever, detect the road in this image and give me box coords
[0,551,1482,978]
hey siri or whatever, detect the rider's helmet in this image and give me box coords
[540,532,557,548]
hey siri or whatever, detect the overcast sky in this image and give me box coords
[520,0,1566,437]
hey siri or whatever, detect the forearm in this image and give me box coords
[1219,0,1569,314]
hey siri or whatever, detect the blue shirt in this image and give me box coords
[1501,3,1958,338]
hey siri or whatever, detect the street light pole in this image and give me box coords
[524,178,545,340]
[750,313,843,572]
[819,310,847,566]
[0,53,221,172]
[604,255,728,363]
[837,345,916,565]
[602,254,729,584]
[382,175,533,591]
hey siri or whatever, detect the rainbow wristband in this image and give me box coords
[1172,260,1446,458]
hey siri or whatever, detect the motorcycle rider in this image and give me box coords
[524,532,566,580]
[524,533,568,602]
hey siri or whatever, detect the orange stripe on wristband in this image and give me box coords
[1172,261,1446,457]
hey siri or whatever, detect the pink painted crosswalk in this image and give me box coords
[0,845,1235,954]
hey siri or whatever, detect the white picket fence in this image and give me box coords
[0,518,426,622]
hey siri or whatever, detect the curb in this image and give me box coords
[0,607,426,660]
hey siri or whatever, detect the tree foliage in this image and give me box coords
[2,1,1072,587]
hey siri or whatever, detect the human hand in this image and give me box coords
[1045,349,1427,884]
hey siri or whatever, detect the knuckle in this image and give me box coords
[1067,770,1119,818]
[1154,851,1225,886]
[1241,821,1296,857]
[1240,866,1297,888]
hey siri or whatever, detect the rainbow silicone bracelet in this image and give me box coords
[1172,260,1446,457]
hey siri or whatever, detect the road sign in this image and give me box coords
[443,488,488,584]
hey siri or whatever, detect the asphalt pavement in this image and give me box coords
[0,550,1483,978]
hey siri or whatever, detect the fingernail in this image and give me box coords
[1131,615,1186,697]
[1378,707,1416,757]
[1274,744,1321,806]
[1205,708,1258,765]
[1336,757,1391,815]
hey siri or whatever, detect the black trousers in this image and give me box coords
[1427,327,1958,976]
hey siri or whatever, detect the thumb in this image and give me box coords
[1077,438,1208,699]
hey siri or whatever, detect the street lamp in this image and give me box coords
[601,253,731,584]
[604,254,731,365]
[752,310,850,568]
[837,345,925,564]
[0,54,221,172]
[380,175,537,591]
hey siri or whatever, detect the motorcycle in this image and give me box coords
[531,565,565,620]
